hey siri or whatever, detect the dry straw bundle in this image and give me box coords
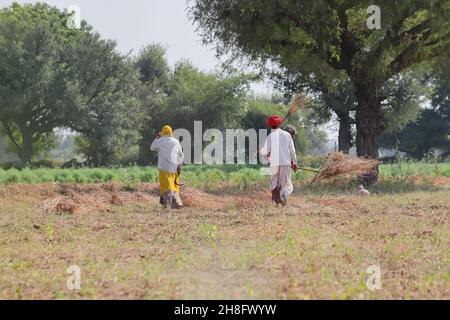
[281,95,306,125]
[35,183,154,215]
[312,152,380,183]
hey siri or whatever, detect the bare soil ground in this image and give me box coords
[0,182,449,299]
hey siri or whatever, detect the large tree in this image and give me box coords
[431,63,450,135]
[134,44,171,165]
[190,0,450,181]
[62,30,143,166]
[0,3,78,165]
[0,3,143,167]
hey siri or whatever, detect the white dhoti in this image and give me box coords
[269,165,293,205]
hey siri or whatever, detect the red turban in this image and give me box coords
[267,114,284,128]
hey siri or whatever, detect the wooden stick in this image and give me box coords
[297,167,320,173]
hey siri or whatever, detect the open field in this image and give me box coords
[0,177,449,299]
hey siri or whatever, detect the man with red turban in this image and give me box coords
[260,115,298,206]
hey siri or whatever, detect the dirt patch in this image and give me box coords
[314,198,366,211]
[180,187,274,210]
[180,186,232,210]
[0,184,59,202]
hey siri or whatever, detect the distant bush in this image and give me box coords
[30,159,64,169]
[0,161,21,170]
[62,158,85,169]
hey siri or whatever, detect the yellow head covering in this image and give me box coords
[161,125,173,137]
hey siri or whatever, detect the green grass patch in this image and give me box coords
[0,162,448,193]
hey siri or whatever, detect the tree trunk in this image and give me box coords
[355,88,382,184]
[18,130,33,167]
[336,111,353,154]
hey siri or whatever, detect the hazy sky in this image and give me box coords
[0,0,221,69]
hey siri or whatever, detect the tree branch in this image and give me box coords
[0,120,22,152]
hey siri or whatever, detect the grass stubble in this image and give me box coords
[0,177,449,300]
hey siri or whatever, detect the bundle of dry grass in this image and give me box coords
[37,195,81,215]
[280,94,307,125]
[312,152,380,183]
[35,183,156,215]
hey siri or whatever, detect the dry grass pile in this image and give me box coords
[312,152,380,183]
[35,183,156,215]
[34,183,236,214]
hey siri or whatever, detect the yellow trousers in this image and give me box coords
[159,170,181,195]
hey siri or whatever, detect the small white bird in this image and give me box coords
[357,184,370,196]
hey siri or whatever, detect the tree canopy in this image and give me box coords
[0,3,79,165]
[0,3,143,166]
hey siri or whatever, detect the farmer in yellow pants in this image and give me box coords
[151,125,185,209]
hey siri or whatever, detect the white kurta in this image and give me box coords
[260,129,297,167]
[150,136,184,173]
[260,129,297,204]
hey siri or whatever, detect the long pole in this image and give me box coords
[297,167,320,173]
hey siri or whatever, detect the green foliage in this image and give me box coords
[0,3,82,165]
[165,62,253,129]
[380,63,450,159]
[0,3,143,167]
[30,159,64,169]
[0,163,448,188]
[135,44,170,86]
[3,1,445,168]
[240,97,286,130]
[240,95,326,156]
[380,72,427,133]
[431,67,450,135]
[134,44,171,165]
[137,59,255,164]
[190,0,450,159]
[380,109,450,159]
[62,30,143,167]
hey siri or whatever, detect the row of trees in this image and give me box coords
[1,3,449,170]
[380,68,450,158]
[0,3,326,167]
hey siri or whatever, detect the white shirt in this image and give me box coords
[150,136,185,173]
[260,129,297,167]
